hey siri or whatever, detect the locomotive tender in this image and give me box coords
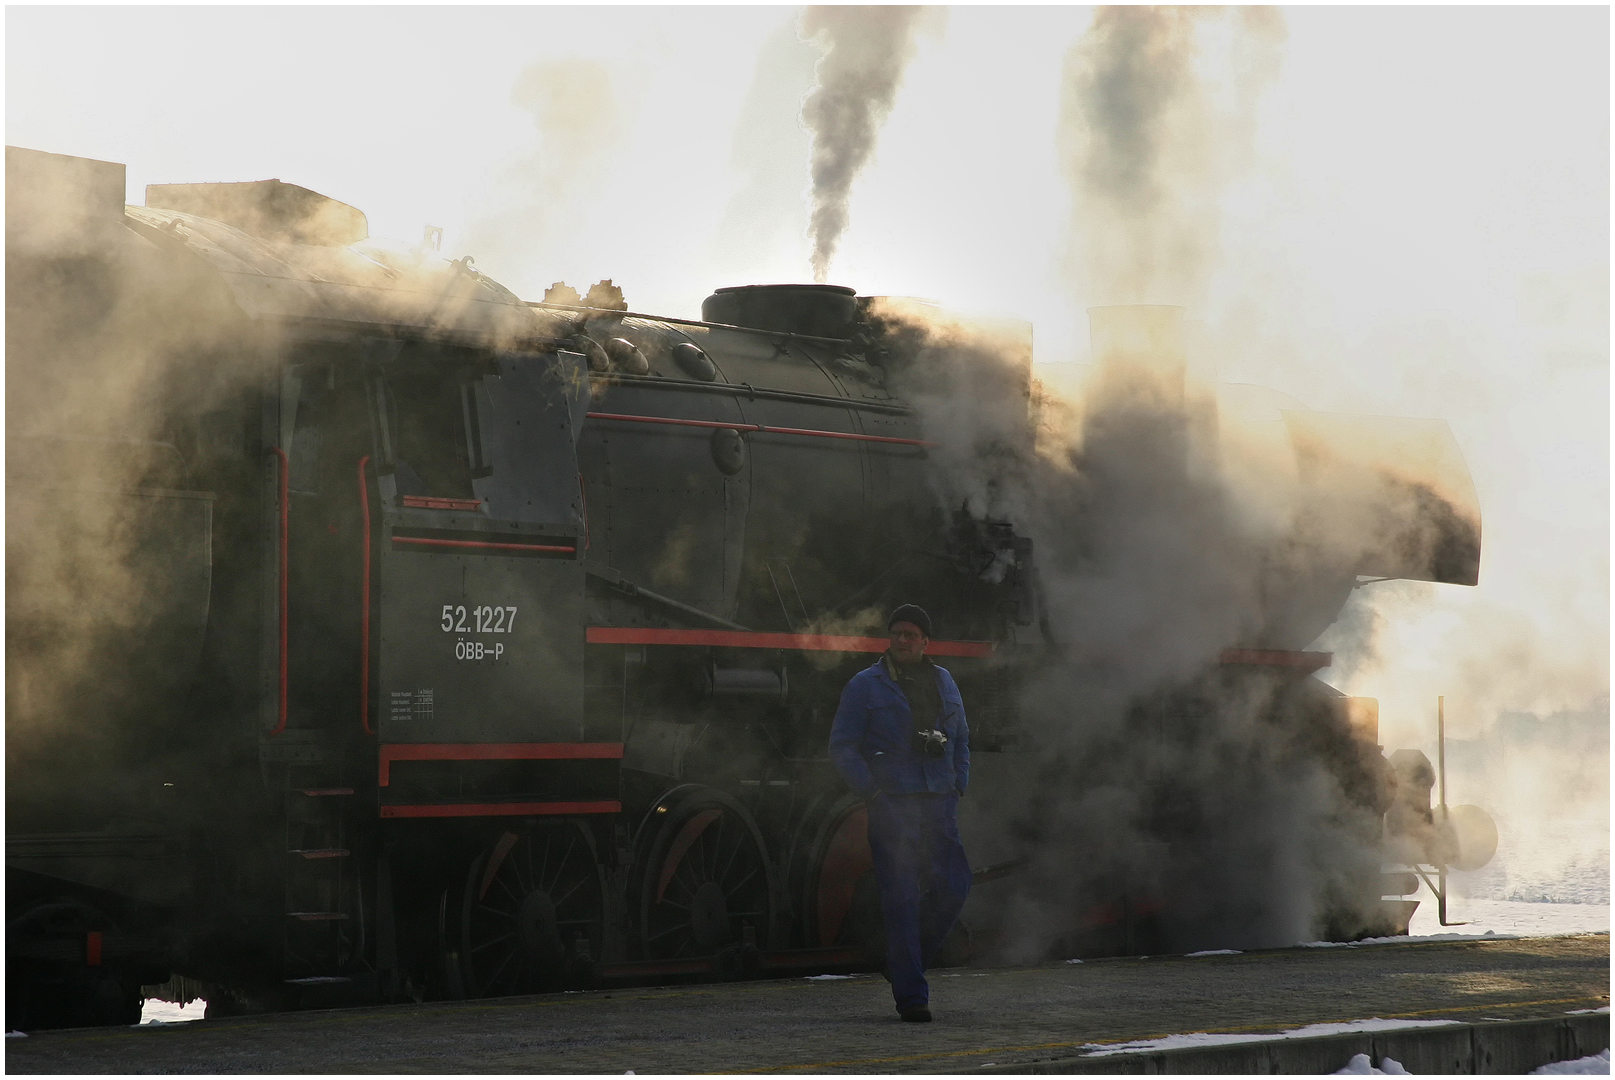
[5,146,1482,1027]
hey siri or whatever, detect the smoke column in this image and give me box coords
[1059,6,1284,307]
[800,5,929,282]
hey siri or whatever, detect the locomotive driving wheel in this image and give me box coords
[453,821,605,997]
[800,794,881,955]
[638,788,775,960]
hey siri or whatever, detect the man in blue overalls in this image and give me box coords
[829,604,971,1022]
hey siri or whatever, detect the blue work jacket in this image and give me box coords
[829,656,970,798]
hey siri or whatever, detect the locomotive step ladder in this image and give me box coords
[282,766,358,986]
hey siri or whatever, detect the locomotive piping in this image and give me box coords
[585,411,934,448]
[586,567,751,632]
[270,445,289,737]
[587,372,915,416]
[358,456,373,736]
[526,303,853,348]
[390,536,576,555]
[584,626,994,658]
[378,801,622,820]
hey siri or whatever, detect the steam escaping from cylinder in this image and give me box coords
[878,286,1410,956]
[1059,6,1284,307]
[800,5,932,282]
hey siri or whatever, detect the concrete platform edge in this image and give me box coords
[972,1013,1610,1074]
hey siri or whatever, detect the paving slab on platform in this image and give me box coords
[7,934,1608,1074]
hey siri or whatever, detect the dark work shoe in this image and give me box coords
[899,1006,933,1022]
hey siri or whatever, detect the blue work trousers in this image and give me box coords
[866,792,972,1011]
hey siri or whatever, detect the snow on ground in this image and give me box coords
[1082,1018,1459,1057]
[1406,897,1609,939]
[1532,1049,1611,1075]
[1334,1053,1410,1075]
[1300,898,1608,949]
[1186,949,1243,957]
[137,998,206,1025]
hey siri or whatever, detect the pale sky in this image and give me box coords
[6,5,1608,753]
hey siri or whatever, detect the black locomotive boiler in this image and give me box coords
[5,146,1484,1028]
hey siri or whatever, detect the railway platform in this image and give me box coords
[7,933,1607,1074]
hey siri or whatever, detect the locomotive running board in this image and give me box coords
[586,626,996,658]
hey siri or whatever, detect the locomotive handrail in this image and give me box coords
[586,626,995,658]
[587,371,914,416]
[525,302,854,349]
[270,446,289,737]
[392,536,576,555]
[358,455,373,736]
[585,411,934,448]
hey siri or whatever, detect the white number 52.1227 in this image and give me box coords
[440,605,518,633]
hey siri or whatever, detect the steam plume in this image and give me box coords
[458,57,628,284]
[1059,6,1284,306]
[800,6,930,282]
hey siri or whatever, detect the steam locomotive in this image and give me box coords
[5,145,1486,1029]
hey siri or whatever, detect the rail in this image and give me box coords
[585,411,933,448]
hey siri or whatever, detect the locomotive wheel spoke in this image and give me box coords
[724,866,759,896]
[640,793,774,960]
[461,822,604,998]
[673,857,701,897]
[551,877,588,910]
[546,835,578,895]
[471,932,515,954]
[527,836,544,897]
[484,949,518,993]
[718,829,743,885]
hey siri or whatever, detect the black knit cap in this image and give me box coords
[887,604,932,638]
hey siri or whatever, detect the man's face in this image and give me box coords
[888,621,928,663]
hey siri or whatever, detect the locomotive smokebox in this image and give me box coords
[702,284,857,339]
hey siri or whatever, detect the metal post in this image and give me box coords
[1438,695,1447,821]
[1435,695,1464,926]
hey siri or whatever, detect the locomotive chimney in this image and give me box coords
[1088,304,1188,410]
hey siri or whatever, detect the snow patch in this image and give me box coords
[138,998,207,1025]
[1408,899,1610,939]
[804,974,858,980]
[1531,1049,1611,1075]
[1064,958,1084,964]
[1082,1018,1459,1058]
[6,1031,27,1039]
[1186,949,1243,957]
[1335,1053,1410,1075]
[1302,931,1512,948]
